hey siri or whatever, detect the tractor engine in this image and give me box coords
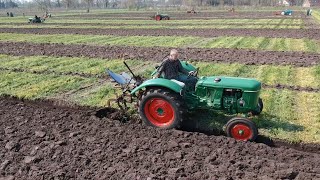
[222,89,243,113]
[195,76,261,113]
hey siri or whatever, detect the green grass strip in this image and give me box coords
[202,36,319,53]
[1,33,319,53]
[0,33,200,48]
[312,10,320,24]
[1,54,319,89]
[0,70,95,99]
[256,89,320,143]
[68,82,120,107]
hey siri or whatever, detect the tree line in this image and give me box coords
[0,0,308,10]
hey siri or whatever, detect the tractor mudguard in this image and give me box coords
[130,78,183,95]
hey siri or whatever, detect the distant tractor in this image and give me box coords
[107,60,263,142]
[153,14,170,21]
[28,16,45,23]
[187,9,197,14]
[282,9,293,15]
[275,9,293,16]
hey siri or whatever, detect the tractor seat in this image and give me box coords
[170,79,185,88]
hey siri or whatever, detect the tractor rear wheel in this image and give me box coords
[139,88,184,129]
[155,15,161,21]
[225,117,258,141]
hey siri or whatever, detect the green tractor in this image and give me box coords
[107,60,263,141]
[28,16,45,23]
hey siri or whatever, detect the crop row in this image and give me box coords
[1,33,319,53]
[0,70,96,100]
[313,10,320,23]
[0,54,319,89]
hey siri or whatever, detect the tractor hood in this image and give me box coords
[197,76,261,91]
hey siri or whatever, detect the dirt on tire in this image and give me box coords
[0,96,320,179]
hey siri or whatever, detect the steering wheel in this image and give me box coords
[187,70,198,78]
[187,67,199,78]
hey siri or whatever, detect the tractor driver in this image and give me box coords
[156,49,197,90]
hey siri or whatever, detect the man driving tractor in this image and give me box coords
[107,49,263,141]
[155,49,198,90]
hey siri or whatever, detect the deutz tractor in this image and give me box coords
[107,60,263,141]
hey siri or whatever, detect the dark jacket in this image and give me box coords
[157,58,189,79]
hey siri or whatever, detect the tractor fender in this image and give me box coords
[130,78,183,95]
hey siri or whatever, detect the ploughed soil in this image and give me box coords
[0,42,319,67]
[1,27,320,40]
[1,97,320,179]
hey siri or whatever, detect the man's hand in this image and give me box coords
[153,73,160,79]
[188,71,195,76]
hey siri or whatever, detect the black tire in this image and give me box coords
[139,88,184,129]
[252,98,263,115]
[163,16,170,20]
[225,117,258,141]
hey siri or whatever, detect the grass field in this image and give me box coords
[0,9,319,143]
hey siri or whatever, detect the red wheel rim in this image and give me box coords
[144,98,175,127]
[155,15,161,21]
[231,123,253,141]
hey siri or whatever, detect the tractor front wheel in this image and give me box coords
[225,117,258,141]
[139,88,184,129]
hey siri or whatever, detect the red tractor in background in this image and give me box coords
[153,13,170,21]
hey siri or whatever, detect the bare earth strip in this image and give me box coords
[0,96,320,179]
[1,28,320,40]
[0,42,319,66]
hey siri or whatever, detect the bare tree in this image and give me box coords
[56,0,61,7]
[34,0,49,12]
[62,0,73,9]
[84,0,93,12]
